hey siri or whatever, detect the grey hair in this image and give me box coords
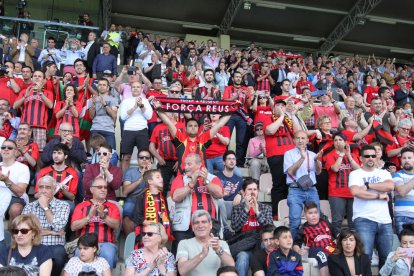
[38,175,56,186]
[186,153,202,164]
[191,210,211,224]
[399,118,413,129]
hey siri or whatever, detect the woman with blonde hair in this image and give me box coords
[0,214,52,276]
[125,222,176,276]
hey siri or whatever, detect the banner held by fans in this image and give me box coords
[153,98,240,114]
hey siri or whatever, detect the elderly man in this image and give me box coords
[170,153,224,254]
[386,118,414,169]
[22,175,70,275]
[176,210,234,276]
[71,176,121,268]
[283,130,322,238]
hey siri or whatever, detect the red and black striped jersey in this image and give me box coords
[71,200,121,243]
[255,73,271,92]
[150,122,185,161]
[19,88,53,129]
[53,100,83,138]
[35,165,78,200]
[15,141,39,169]
[294,219,335,249]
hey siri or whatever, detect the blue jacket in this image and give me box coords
[267,249,303,276]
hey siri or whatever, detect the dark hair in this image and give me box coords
[78,272,98,276]
[378,86,390,96]
[260,224,276,236]
[21,65,33,73]
[242,178,259,191]
[360,145,376,156]
[47,37,56,43]
[74,58,86,68]
[0,266,27,276]
[186,118,199,128]
[98,78,110,86]
[400,224,414,240]
[204,69,214,76]
[333,228,364,257]
[137,148,151,158]
[217,266,238,276]
[53,143,69,156]
[304,201,318,212]
[223,150,236,161]
[274,226,291,239]
[78,233,99,249]
[99,143,112,152]
[333,131,347,141]
[280,79,290,87]
[63,84,79,101]
[401,148,414,158]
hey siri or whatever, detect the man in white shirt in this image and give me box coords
[38,37,62,68]
[118,81,153,171]
[349,144,394,269]
[286,61,300,95]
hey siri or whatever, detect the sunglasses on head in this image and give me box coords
[97,152,110,156]
[363,154,376,158]
[138,156,151,160]
[142,231,159,237]
[1,146,15,150]
[12,228,31,235]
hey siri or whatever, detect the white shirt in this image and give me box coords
[348,168,392,223]
[0,161,30,204]
[17,45,26,62]
[287,71,299,95]
[283,147,317,185]
[82,41,95,60]
[119,96,153,131]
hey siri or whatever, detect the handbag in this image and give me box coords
[227,230,260,257]
[288,151,314,191]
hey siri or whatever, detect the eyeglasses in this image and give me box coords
[59,129,73,133]
[362,154,377,159]
[138,156,151,160]
[401,128,411,132]
[91,185,108,190]
[256,128,263,131]
[98,152,110,156]
[321,121,332,124]
[38,185,53,190]
[142,231,159,237]
[11,228,31,235]
[258,96,266,99]
[1,146,15,150]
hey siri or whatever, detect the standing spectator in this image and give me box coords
[71,176,121,268]
[53,84,82,138]
[255,62,274,93]
[30,38,41,71]
[215,62,230,94]
[0,98,19,140]
[13,71,53,151]
[38,37,62,68]
[83,32,101,76]
[246,122,269,180]
[386,118,414,169]
[10,33,34,70]
[231,179,273,276]
[151,53,173,85]
[283,130,322,238]
[0,62,22,109]
[60,39,85,75]
[92,43,117,80]
[195,69,220,100]
[119,81,153,171]
[146,78,167,136]
[311,92,341,130]
[89,78,118,150]
[286,62,300,95]
[269,57,288,96]
[80,13,94,42]
[349,145,394,269]
[105,24,121,57]
[22,176,69,276]
[362,97,396,133]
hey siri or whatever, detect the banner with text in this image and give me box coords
[153,98,240,114]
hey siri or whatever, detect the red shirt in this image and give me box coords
[19,88,53,128]
[386,135,410,168]
[0,77,23,106]
[170,175,223,219]
[150,122,185,161]
[313,105,339,129]
[71,200,121,243]
[199,125,230,159]
[255,73,271,92]
[53,101,83,138]
[341,129,375,147]
[325,151,359,198]
[254,105,272,125]
[146,90,167,123]
[296,80,316,94]
[364,86,379,104]
[15,141,39,169]
[222,85,250,113]
[35,165,79,200]
[263,117,295,157]
[241,208,262,232]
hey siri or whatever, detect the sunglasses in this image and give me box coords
[91,185,108,190]
[170,90,180,94]
[142,231,159,237]
[1,146,15,150]
[362,154,377,158]
[97,152,110,156]
[12,228,31,235]
[258,96,266,99]
[256,128,263,131]
[138,156,151,160]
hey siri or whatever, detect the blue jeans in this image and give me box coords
[123,198,136,219]
[206,156,224,174]
[90,130,116,151]
[48,245,68,275]
[235,250,251,276]
[75,242,118,268]
[354,217,393,269]
[287,186,320,239]
[226,115,247,167]
[395,216,414,235]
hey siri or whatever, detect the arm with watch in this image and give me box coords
[350,179,394,200]
[200,168,223,199]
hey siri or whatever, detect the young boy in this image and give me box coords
[267,226,303,276]
[293,201,336,276]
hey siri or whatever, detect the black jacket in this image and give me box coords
[328,254,372,276]
[86,41,101,70]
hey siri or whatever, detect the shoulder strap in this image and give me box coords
[7,247,12,265]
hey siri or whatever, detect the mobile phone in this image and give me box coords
[400,248,414,257]
[127,66,135,75]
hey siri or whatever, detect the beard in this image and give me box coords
[403,164,414,171]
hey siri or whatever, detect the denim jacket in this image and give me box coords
[379,251,411,276]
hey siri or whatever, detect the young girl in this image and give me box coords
[63,233,111,276]
[380,224,414,275]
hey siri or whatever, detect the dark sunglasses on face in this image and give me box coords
[256,128,263,131]
[142,231,159,237]
[138,156,151,160]
[363,154,377,158]
[12,228,31,235]
[1,146,15,150]
[170,90,180,94]
[98,152,109,156]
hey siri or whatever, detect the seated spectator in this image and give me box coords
[53,84,83,138]
[35,143,78,212]
[328,228,371,276]
[249,224,276,276]
[89,134,118,166]
[71,176,121,268]
[15,123,39,176]
[0,140,30,223]
[380,224,414,276]
[63,233,111,276]
[122,149,152,234]
[386,118,413,169]
[0,214,53,275]
[231,178,273,276]
[341,115,374,146]
[293,202,336,276]
[22,176,70,275]
[125,222,176,276]
[0,98,19,141]
[83,143,122,202]
[217,266,238,276]
[131,169,172,242]
[266,226,303,276]
[0,266,27,275]
[176,210,234,276]
[246,122,269,180]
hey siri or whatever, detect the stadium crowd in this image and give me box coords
[1,24,414,276]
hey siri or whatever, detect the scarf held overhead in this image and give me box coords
[153,98,240,114]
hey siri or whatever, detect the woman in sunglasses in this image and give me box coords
[0,214,52,276]
[63,233,110,276]
[125,222,176,276]
[328,228,371,276]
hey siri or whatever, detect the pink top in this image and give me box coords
[248,136,266,158]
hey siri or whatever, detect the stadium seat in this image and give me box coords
[123,232,136,261]
[258,173,272,202]
[319,200,332,222]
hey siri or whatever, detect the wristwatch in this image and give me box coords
[43,206,49,211]
[216,247,224,256]
[364,182,370,190]
[139,104,144,108]
[204,179,210,185]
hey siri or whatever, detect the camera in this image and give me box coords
[127,66,135,75]
[0,65,9,76]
